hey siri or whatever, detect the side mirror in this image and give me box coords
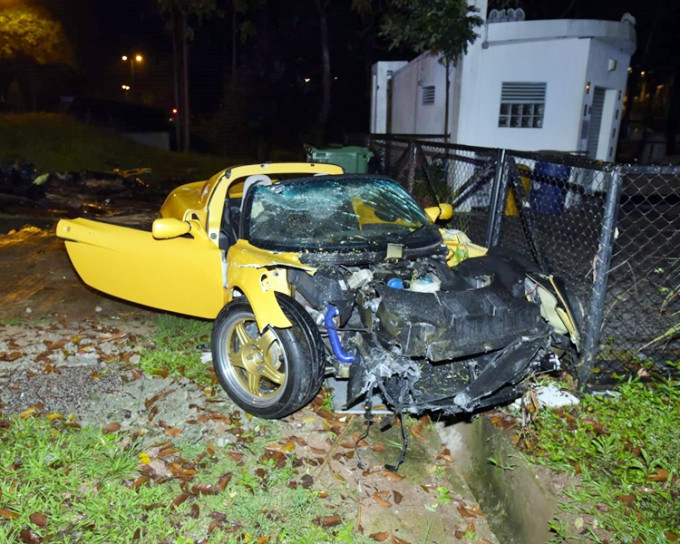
[152,217,191,239]
[424,203,453,223]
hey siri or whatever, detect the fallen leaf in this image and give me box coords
[373,493,392,508]
[158,447,179,458]
[0,508,19,520]
[436,448,454,463]
[171,493,190,507]
[313,514,342,527]
[316,408,336,421]
[370,532,390,542]
[391,535,411,544]
[47,413,64,421]
[44,339,66,350]
[618,494,635,506]
[371,443,386,452]
[20,404,42,419]
[217,473,233,491]
[227,451,244,463]
[103,422,121,434]
[458,504,479,518]
[648,468,670,482]
[382,470,403,482]
[190,503,200,519]
[19,528,41,544]
[664,531,678,542]
[1,351,23,362]
[147,406,159,421]
[392,490,403,505]
[163,427,182,437]
[192,483,218,496]
[130,475,150,490]
[206,443,216,456]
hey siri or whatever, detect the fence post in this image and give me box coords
[577,165,623,385]
[485,148,506,248]
[406,141,417,194]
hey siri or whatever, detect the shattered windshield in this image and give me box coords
[243,176,441,253]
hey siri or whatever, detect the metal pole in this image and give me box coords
[577,165,623,385]
[485,148,506,248]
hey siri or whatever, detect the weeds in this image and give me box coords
[525,377,680,542]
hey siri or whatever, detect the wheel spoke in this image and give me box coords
[228,350,246,370]
[261,360,285,385]
[246,369,262,396]
[233,322,252,347]
[256,329,278,352]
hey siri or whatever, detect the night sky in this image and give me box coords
[36,0,680,148]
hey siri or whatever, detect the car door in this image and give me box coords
[57,217,225,319]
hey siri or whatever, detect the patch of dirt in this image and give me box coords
[0,225,502,543]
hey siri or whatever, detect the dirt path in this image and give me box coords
[0,225,501,543]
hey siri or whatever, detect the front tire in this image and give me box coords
[211,294,324,419]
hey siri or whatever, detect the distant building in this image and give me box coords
[370,0,636,161]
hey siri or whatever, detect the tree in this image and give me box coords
[156,0,221,152]
[0,4,74,110]
[375,0,483,65]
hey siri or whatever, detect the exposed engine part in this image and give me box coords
[324,304,355,364]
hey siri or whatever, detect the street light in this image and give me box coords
[121,53,144,97]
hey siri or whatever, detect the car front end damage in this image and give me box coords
[288,245,578,421]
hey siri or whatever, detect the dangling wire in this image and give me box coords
[385,411,408,472]
[355,395,374,471]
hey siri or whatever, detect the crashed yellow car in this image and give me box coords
[57,162,581,421]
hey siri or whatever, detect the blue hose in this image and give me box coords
[324,304,355,363]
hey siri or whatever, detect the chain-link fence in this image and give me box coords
[370,135,680,383]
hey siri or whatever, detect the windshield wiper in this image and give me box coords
[397,223,432,245]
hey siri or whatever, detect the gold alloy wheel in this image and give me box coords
[227,318,286,401]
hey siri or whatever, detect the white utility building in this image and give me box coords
[370,1,636,161]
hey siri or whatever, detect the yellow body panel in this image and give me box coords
[226,240,314,330]
[56,217,225,318]
[441,229,488,266]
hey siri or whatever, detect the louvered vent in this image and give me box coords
[498,82,546,128]
[422,85,435,105]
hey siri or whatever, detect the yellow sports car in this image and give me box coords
[57,162,581,421]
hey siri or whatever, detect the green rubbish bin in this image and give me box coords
[306,144,374,174]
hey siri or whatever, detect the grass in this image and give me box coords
[138,314,214,388]
[0,113,245,186]
[524,375,680,542]
[0,414,366,543]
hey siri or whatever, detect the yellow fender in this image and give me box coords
[226,240,315,331]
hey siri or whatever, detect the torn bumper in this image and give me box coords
[346,326,554,415]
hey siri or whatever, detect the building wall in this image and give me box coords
[579,39,632,160]
[390,54,449,135]
[370,61,408,133]
[457,36,589,152]
[375,15,635,157]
